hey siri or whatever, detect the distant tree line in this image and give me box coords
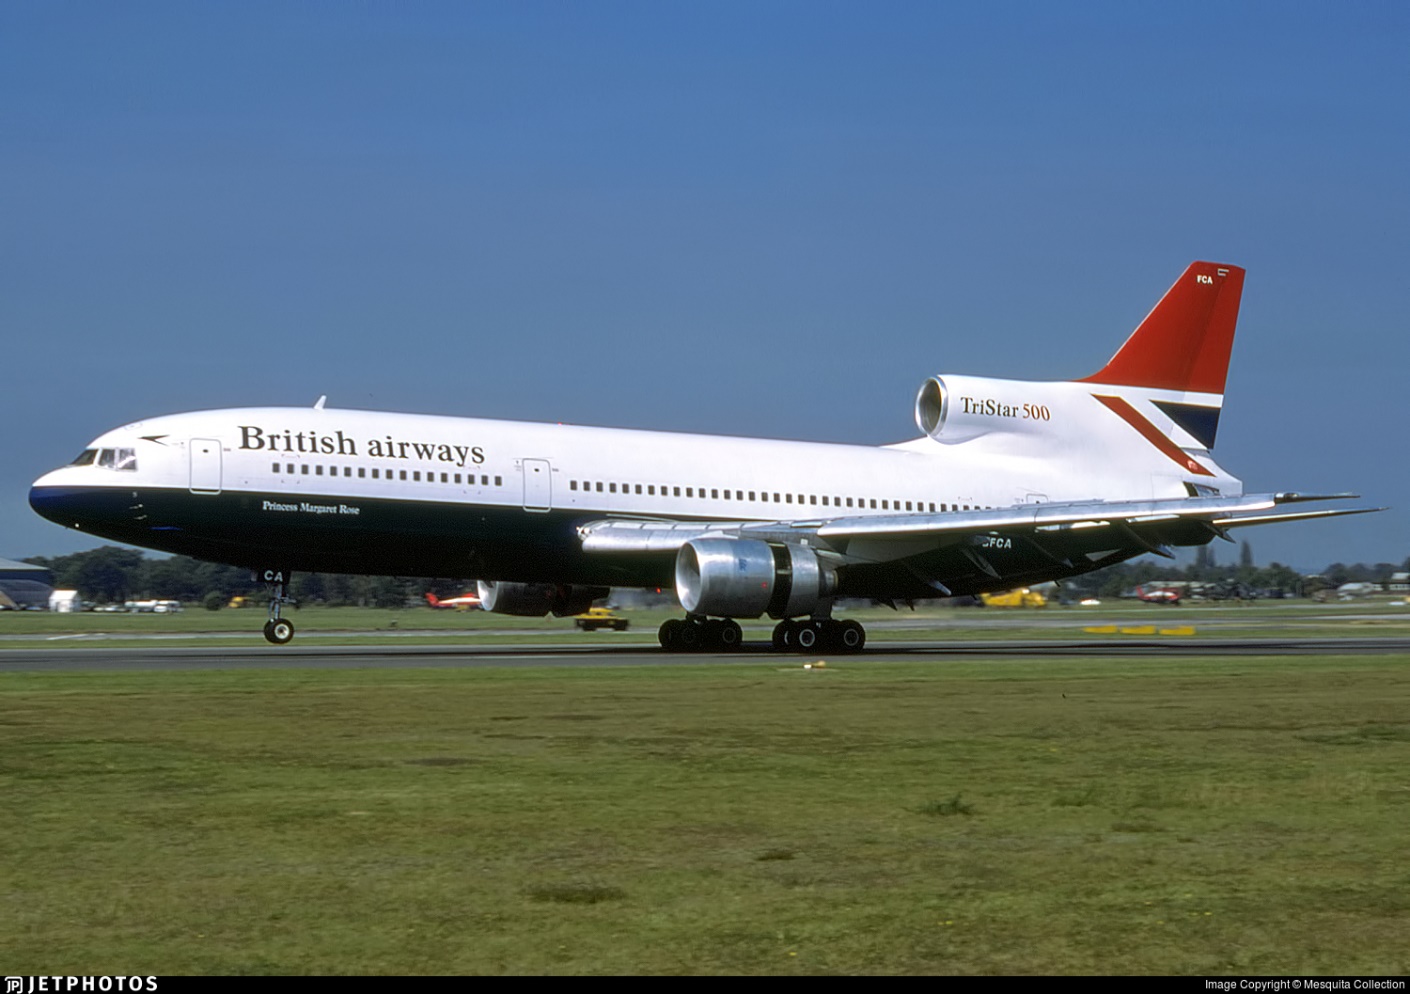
[23,543,1410,607]
[1060,541,1409,601]
[23,548,472,608]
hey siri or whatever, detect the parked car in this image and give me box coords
[574,607,629,632]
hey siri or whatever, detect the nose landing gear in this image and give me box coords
[257,569,296,645]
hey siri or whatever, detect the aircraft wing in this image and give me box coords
[577,492,1380,566]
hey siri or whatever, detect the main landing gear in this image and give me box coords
[658,616,866,654]
[771,618,866,653]
[258,569,296,645]
[657,617,744,652]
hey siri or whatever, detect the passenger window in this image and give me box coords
[271,463,280,473]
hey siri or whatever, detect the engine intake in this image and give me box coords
[675,538,836,619]
[476,581,609,617]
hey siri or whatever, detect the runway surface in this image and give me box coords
[2,637,1408,672]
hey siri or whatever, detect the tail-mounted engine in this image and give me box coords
[915,374,1062,444]
[476,580,609,617]
[675,538,836,620]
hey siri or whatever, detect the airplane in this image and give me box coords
[425,591,482,610]
[29,262,1379,651]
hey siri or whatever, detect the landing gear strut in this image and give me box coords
[257,568,296,645]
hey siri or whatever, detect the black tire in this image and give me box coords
[677,620,702,651]
[265,618,294,645]
[658,618,682,650]
[794,624,819,651]
[718,619,743,650]
[838,620,866,653]
[772,620,792,651]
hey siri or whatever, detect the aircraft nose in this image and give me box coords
[28,477,125,531]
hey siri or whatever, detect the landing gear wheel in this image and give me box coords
[717,619,743,651]
[772,621,792,651]
[675,619,702,651]
[264,618,295,645]
[659,618,683,650]
[838,619,866,653]
[794,623,820,651]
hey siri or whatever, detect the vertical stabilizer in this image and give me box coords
[1079,262,1244,395]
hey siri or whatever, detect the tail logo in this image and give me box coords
[1092,394,1214,476]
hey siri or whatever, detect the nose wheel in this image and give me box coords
[257,568,296,645]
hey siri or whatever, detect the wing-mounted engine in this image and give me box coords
[914,374,1072,445]
[476,580,609,617]
[675,538,836,620]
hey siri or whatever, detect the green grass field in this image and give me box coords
[2,599,1409,648]
[3,651,1408,974]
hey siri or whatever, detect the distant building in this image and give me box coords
[49,590,81,613]
[0,557,53,610]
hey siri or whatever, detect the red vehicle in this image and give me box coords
[1135,585,1181,605]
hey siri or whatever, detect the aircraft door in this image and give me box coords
[190,438,222,495]
[521,458,551,512]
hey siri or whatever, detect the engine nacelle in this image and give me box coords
[674,538,836,620]
[476,580,609,617]
[915,374,1061,444]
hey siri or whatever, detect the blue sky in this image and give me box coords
[3,2,1406,572]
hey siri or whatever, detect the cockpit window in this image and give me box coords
[71,449,98,466]
[93,448,138,471]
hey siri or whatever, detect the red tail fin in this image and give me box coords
[1079,262,1245,394]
